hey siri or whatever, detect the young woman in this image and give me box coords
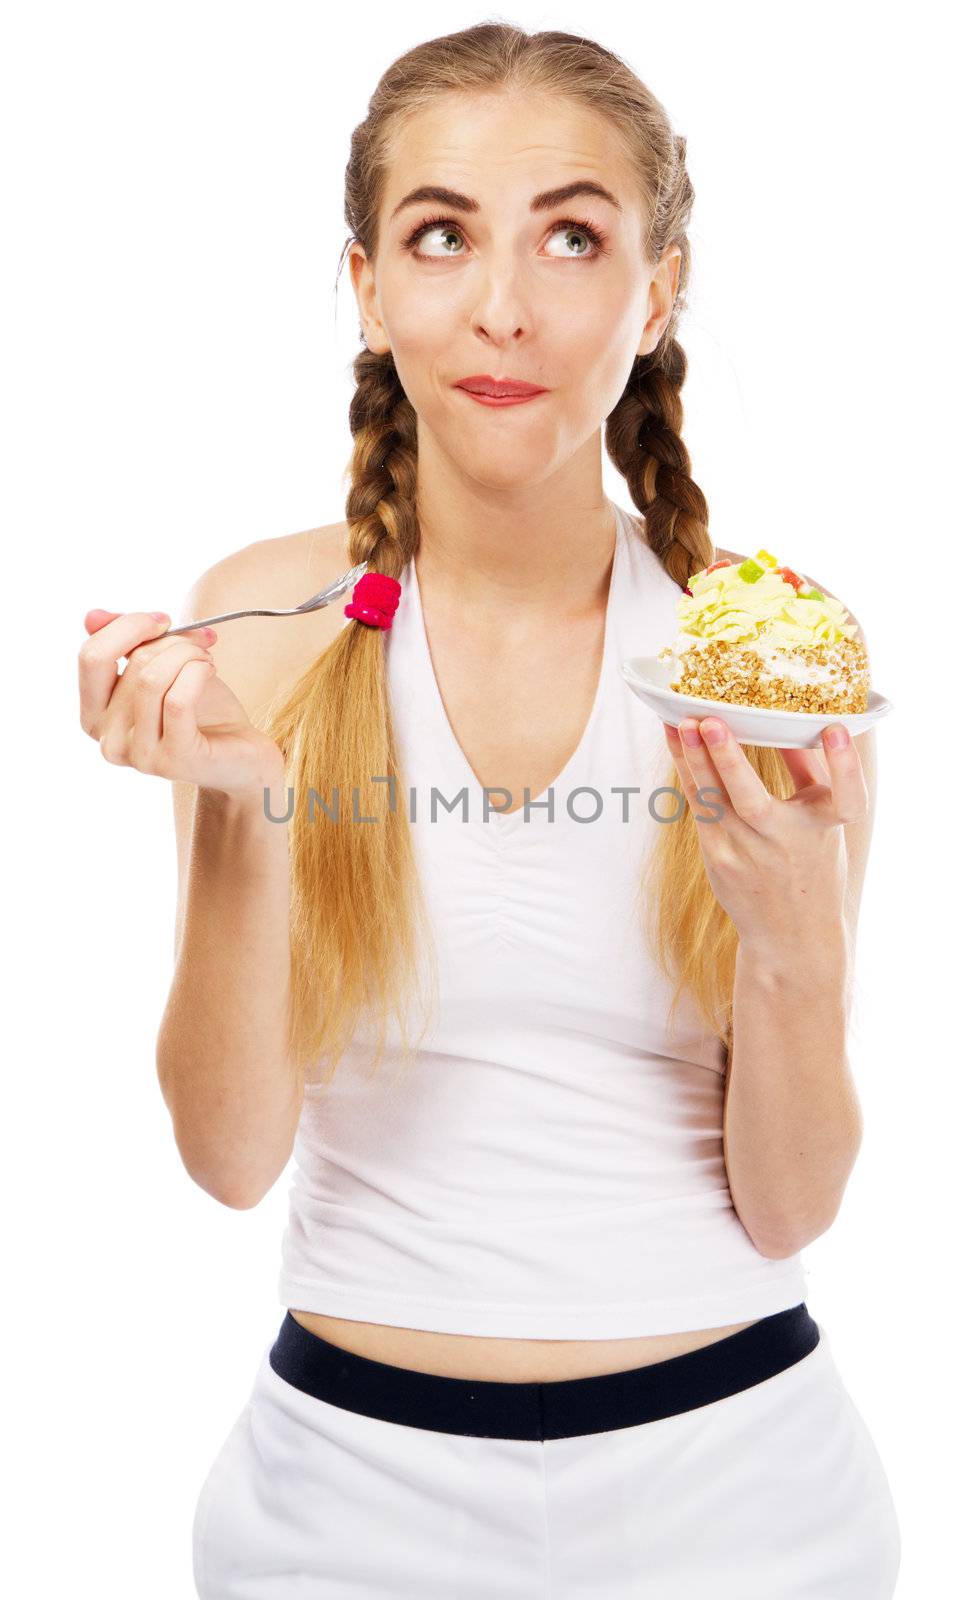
[79,23,901,1598]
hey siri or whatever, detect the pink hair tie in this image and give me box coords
[343,571,402,631]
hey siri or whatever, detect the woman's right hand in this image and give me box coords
[78,610,286,796]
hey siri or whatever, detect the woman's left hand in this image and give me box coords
[661,715,869,950]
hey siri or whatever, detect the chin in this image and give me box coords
[456,452,560,492]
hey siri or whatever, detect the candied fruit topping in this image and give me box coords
[776,566,804,590]
[671,550,857,647]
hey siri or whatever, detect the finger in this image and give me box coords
[79,611,214,737]
[84,609,124,634]
[130,645,215,769]
[779,743,831,792]
[161,659,220,767]
[680,716,772,828]
[661,721,696,806]
[662,720,726,824]
[819,724,868,822]
[79,611,174,735]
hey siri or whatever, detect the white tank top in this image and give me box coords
[277,501,808,1337]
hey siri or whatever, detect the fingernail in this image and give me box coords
[681,724,701,747]
[826,726,849,749]
[151,611,169,622]
[701,721,726,745]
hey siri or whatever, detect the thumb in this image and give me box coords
[779,743,831,791]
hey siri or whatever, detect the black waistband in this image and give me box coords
[268,1303,819,1441]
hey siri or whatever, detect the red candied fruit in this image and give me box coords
[776,566,804,590]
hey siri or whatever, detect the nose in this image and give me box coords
[474,318,525,342]
[469,261,533,344]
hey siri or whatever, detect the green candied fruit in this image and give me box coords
[737,557,765,583]
[799,587,824,601]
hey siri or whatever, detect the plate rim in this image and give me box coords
[618,657,891,722]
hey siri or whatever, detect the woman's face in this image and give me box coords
[349,91,680,489]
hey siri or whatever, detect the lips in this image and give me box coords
[455,375,548,397]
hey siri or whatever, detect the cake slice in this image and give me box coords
[656,549,870,714]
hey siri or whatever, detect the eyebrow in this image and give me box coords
[389,179,623,222]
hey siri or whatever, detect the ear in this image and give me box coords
[348,245,390,355]
[639,245,682,356]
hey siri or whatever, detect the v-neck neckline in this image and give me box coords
[407,502,627,835]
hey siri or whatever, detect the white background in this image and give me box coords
[5,1,975,1593]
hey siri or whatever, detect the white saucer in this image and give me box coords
[619,656,894,750]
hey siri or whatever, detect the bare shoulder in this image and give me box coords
[178,519,352,725]
[167,519,351,964]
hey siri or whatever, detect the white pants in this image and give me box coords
[191,1309,901,1598]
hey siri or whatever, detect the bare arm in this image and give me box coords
[713,557,877,1254]
[156,530,347,1207]
[723,723,875,1256]
[158,771,298,1209]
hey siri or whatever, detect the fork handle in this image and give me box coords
[162,607,296,635]
[160,559,369,635]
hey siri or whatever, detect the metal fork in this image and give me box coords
[160,561,371,636]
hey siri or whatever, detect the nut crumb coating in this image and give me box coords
[663,636,870,715]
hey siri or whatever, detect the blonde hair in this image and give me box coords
[261,22,795,1087]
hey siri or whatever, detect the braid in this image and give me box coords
[345,349,419,575]
[611,340,796,1056]
[605,340,714,590]
[260,344,438,1087]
